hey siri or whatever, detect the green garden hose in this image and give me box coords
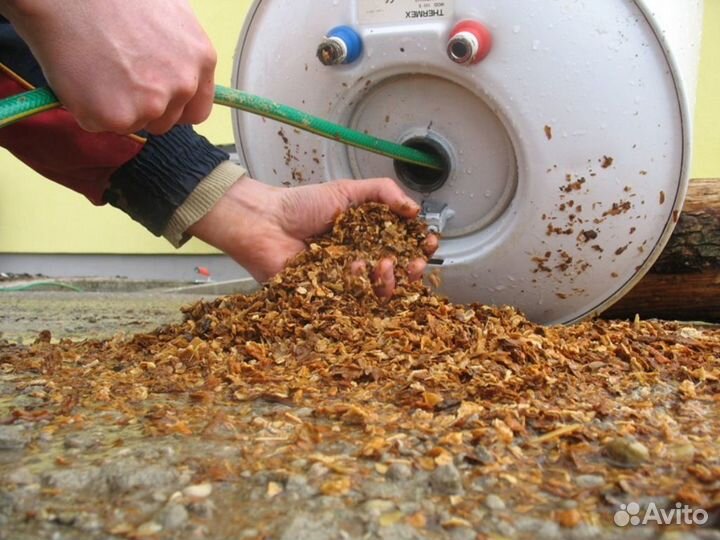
[0,85,444,171]
[0,281,83,292]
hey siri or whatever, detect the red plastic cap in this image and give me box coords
[448,20,493,64]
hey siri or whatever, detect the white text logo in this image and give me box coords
[614,502,708,527]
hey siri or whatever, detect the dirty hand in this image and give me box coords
[2,0,216,134]
[188,176,439,297]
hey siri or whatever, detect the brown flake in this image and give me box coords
[1,203,719,532]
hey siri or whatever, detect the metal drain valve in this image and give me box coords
[421,202,456,234]
[317,26,363,66]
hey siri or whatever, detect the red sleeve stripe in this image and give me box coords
[0,65,145,205]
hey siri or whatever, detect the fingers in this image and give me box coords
[12,0,218,135]
[74,78,206,135]
[143,49,215,135]
[335,178,420,219]
[349,260,367,277]
[407,258,426,281]
[332,177,443,299]
[422,234,439,257]
[350,256,429,298]
[371,258,396,299]
[178,57,217,126]
[70,96,153,134]
[144,91,193,135]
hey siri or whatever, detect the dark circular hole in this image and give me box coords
[317,42,341,65]
[450,40,469,60]
[394,137,451,193]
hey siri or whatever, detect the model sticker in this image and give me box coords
[358,0,454,25]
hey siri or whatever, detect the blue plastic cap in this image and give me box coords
[328,25,363,64]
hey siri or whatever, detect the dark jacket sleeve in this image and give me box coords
[0,17,233,239]
[104,127,229,236]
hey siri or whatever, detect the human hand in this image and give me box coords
[3,0,216,134]
[188,176,439,297]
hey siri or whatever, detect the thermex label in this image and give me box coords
[358,0,455,25]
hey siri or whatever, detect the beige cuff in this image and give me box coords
[163,160,247,248]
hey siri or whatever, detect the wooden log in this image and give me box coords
[605,178,720,321]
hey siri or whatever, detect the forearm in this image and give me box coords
[0,16,238,245]
[0,74,241,244]
[105,128,244,246]
[0,18,142,205]
[0,1,30,18]
[0,1,48,29]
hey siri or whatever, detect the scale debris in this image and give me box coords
[1,204,719,539]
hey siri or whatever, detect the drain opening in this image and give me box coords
[450,40,470,61]
[393,136,451,193]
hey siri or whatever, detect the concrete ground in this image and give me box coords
[0,291,201,343]
[0,283,716,540]
[0,277,260,343]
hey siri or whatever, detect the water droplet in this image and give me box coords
[532,40,540,51]
[512,25,521,34]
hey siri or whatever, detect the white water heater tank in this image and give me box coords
[232,0,704,324]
